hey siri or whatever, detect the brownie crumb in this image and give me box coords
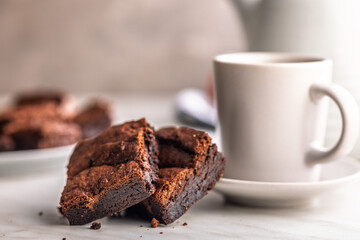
[140,224,143,227]
[160,232,163,234]
[151,218,159,228]
[183,222,188,226]
[38,212,43,216]
[90,222,101,230]
[62,238,66,240]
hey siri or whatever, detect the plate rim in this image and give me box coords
[216,156,360,188]
[0,144,75,162]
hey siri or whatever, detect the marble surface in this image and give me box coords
[1,94,360,239]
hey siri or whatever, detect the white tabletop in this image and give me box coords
[0,94,360,240]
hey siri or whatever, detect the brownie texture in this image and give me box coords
[73,100,111,139]
[3,119,81,150]
[0,103,66,123]
[0,104,81,151]
[90,222,101,230]
[15,89,76,119]
[134,127,225,224]
[0,91,116,152]
[60,118,159,225]
[151,218,159,228]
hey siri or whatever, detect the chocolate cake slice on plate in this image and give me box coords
[60,118,159,225]
[133,127,225,224]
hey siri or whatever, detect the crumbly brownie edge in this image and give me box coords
[143,144,225,224]
[155,127,212,156]
[61,119,159,225]
[62,170,155,225]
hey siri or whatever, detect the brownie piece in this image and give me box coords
[90,222,101,230]
[136,127,225,224]
[0,103,81,150]
[151,218,159,228]
[2,118,81,150]
[60,118,159,225]
[73,100,112,139]
[15,90,76,119]
[0,103,64,123]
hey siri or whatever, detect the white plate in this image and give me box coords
[0,145,75,175]
[214,156,360,207]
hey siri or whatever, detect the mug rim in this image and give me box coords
[214,52,332,67]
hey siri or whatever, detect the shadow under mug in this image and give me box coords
[214,52,359,182]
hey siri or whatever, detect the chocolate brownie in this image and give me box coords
[2,119,81,150]
[60,118,159,225]
[15,90,76,119]
[0,103,81,151]
[151,218,159,228]
[73,101,111,139]
[135,127,225,224]
[0,103,64,123]
[90,222,101,230]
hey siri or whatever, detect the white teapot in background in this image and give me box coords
[230,0,360,158]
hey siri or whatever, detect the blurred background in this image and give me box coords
[1,0,360,156]
[0,0,242,94]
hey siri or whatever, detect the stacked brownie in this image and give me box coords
[60,118,225,225]
[138,127,225,224]
[60,119,159,225]
[0,90,112,151]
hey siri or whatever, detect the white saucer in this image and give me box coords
[214,156,360,207]
[0,144,75,176]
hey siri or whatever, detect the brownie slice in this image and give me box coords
[60,118,159,225]
[135,127,225,224]
[0,104,81,151]
[3,119,81,150]
[15,90,76,119]
[0,103,64,123]
[73,100,112,139]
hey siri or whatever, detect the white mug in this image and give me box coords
[214,52,359,182]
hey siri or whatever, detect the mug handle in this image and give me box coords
[307,82,359,164]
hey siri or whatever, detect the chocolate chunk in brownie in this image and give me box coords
[73,100,112,139]
[15,90,76,119]
[60,118,159,225]
[136,127,225,224]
